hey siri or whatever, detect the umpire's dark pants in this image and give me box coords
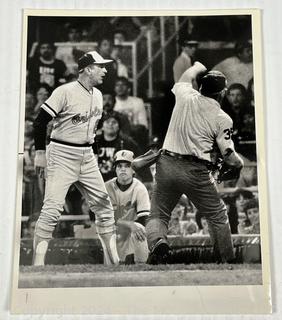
[146,153,235,262]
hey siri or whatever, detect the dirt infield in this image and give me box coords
[19,263,262,288]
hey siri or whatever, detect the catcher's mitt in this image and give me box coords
[131,149,162,172]
[217,162,242,183]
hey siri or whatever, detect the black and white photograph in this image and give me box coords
[10,8,271,314]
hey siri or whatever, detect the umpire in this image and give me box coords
[146,62,244,264]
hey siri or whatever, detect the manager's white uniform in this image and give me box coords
[35,80,116,240]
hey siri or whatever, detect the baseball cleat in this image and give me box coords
[124,254,135,265]
[147,238,170,265]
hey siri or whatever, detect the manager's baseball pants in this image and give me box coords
[146,154,235,262]
[35,142,115,239]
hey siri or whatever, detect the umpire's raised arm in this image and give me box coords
[178,61,207,89]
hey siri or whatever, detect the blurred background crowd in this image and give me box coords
[21,15,259,240]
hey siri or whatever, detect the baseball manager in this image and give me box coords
[32,51,119,266]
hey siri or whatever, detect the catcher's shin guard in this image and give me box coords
[32,234,50,266]
[98,231,120,266]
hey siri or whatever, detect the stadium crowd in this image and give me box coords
[21,16,259,240]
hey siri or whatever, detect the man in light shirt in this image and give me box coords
[212,41,253,88]
[114,76,148,129]
[173,38,198,82]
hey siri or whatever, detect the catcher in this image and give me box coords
[105,150,150,264]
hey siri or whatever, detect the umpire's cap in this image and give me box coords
[200,70,227,95]
[114,150,135,164]
[78,51,113,72]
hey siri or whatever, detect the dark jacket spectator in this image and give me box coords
[28,42,67,93]
[94,112,141,182]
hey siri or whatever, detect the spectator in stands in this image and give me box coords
[173,38,198,82]
[237,198,259,234]
[167,213,181,236]
[237,211,248,234]
[28,42,67,93]
[114,76,149,151]
[94,111,141,181]
[220,189,255,234]
[196,217,209,236]
[114,77,148,128]
[167,198,191,236]
[114,29,127,45]
[34,83,52,116]
[236,108,257,188]
[55,24,93,77]
[182,219,198,236]
[111,44,129,78]
[97,37,118,93]
[195,211,210,236]
[238,108,256,142]
[111,29,129,78]
[212,40,253,88]
[245,198,260,233]
[234,188,254,215]
[101,93,131,136]
[221,82,257,188]
[222,83,250,146]
[25,92,36,119]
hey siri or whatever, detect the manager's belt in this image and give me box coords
[162,149,211,166]
[50,138,93,148]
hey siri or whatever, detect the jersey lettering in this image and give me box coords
[98,147,116,158]
[71,108,102,125]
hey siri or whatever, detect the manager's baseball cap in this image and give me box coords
[114,150,134,164]
[200,70,227,95]
[78,51,113,72]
